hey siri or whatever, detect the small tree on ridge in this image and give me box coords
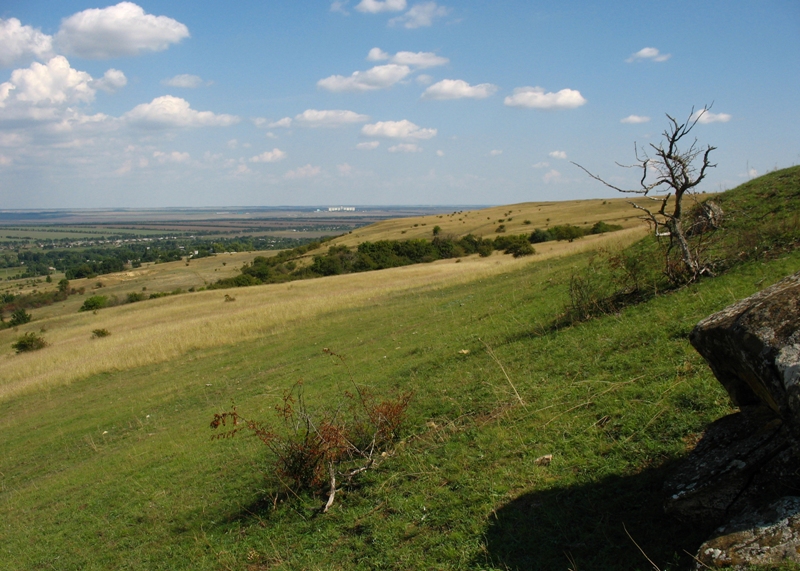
[574,106,717,281]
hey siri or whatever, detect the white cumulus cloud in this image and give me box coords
[124,95,239,128]
[284,164,321,179]
[692,109,732,124]
[366,48,449,68]
[294,109,369,127]
[355,0,407,13]
[361,119,436,139]
[55,2,189,59]
[0,56,96,108]
[267,117,293,128]
[621,114,650,124]
[93,68,127,93]
[318,64,411,92]
[389,143,421,153]
[504,86,586,110]
[367,47,390,61]
[390,50,449,68]
[489,149,502,156]
[543,169,561,183]
[549,150,567,159]
[390,2,450,28]
[626,47,671,63]
[356,141,380,150]
[162,74,204,88]
[0,18,54,67]
[153,150,190,163]
[422,79,497,100]
[249,148,287,163]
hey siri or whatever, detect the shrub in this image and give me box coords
[10,308,32,326]
[529,228,553,243]
[565,272,618,323]
[12,332,47,353]
[79,295,108,312]
[92,328,111,338]
[211,349,412,510]
[549,224,586,242]
[126,292,147,303]
[477,242,494,257]
[590,221,623,235]
[493,234,536,257]
[509,242,535,258]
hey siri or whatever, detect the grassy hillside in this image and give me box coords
[0,201,648,400]
[330,196,645,247]
[1,168,798,570]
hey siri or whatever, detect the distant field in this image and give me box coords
[0,205,461,242]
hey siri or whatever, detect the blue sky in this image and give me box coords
[0,0,798,208]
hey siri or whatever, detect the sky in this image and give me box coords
[0,0,798,208]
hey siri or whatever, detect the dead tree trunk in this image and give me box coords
[573,107,717,282]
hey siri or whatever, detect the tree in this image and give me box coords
[10,309,32,326]
[574,107,717,281]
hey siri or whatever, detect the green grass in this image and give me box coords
[1,168,799,570]
[2,249,798,569]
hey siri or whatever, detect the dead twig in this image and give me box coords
[621,408,667,444]
[479,337,526,408]
[542,377,641,427]
[623,522,661,571]
[683,549,713,570]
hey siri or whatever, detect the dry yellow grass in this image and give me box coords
[331,197,641,247]
[0,226,646,401]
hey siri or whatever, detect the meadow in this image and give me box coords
[1,170,798,570]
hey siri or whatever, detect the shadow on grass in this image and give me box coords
[478,462,711,571]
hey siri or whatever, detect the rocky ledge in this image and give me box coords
[664,270,800,568]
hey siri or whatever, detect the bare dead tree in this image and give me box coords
[573,107,717,281]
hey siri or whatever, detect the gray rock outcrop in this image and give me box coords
[664,270,800,565]
[695,496,800,569]
[689,270,800,425]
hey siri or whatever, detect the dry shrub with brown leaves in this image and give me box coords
[211,349,412,511]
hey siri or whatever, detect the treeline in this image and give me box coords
[4,235,323,279]
[1,278,75,325]
[211,221,623,290]
[211,234,535,289]
[529,221,623,243]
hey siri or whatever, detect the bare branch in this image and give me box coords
[322,462,336,513]
[573,106,717,282]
